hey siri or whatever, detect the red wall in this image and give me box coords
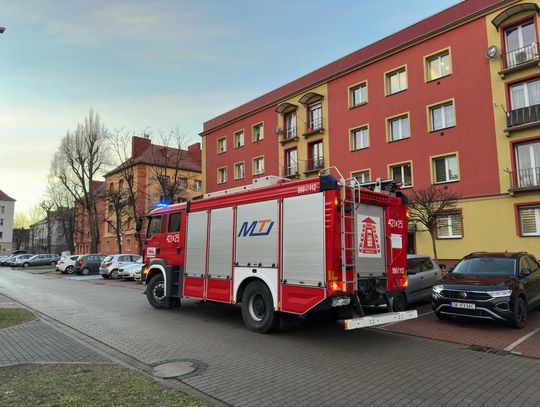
[327,17,499,197]
[204,108,279,193]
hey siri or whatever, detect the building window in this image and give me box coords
[217,137,227,154]
[515,140,540,188]
[388,114,409,141]
[308,141,324,171]
[177,178,187,189]
[127,239,131,251]
[253,157,264,175]
[0,219,3,226]
[234,130,244,148]
[429,101,455,131]
[0,206,3,213]
[234,162,245,180]
[308,102,322,131]
[433,154,459,183]
[510,78,540,110]
[352,170,370,184]
[285,148,298,176]
[350,82,367,107]
[519,205,540,236]
[386,67,407,95]
[0,232,2,239]
[284,111,297,139]
[252,123,264,142]
[390,162,412,187]
[426,50,452,81]
[504,19,538,69]
[193,180,202,192]
[217,167,227,184]
[437,212,463,239]
[350,126,369,150]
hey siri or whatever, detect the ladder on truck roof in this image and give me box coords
[203,175,289,199]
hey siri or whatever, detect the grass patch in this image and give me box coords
[0,364,208,407]
[0,308,35,329]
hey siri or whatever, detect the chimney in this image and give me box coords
[131,136,151,158]
[188,142,202,165]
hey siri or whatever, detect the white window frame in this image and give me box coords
[253,157,264,175]
[351,126,369,150]
[352,170,370,184]
[193,180,202,192]
[390,163,412,187]
[350,82,367,107]
[217,137,227,154]
[308,102,322,131]
[253,124,264,142]
[519,205,540,236]
[436,212,463,239]
[433,154,459,183]
[427,51,451,81]
[389,115,409,141]
[284,111,297,139]
[386,68,407,95]
[217,167,227,184]
[285,148,298,176]
[234,162,245,180]
[510,78,540,110]
[430,102,455,131]
[234,131,244,148]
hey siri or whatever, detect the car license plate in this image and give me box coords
[332,297,351,307]
[451,302,475,310]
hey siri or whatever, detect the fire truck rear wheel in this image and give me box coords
[241,281,279,333]
[147,274,173,309]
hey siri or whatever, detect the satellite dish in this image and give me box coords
[486,45,497,59]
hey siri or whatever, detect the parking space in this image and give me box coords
[377,301,540,358]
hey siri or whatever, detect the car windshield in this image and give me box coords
[452,257,516,276]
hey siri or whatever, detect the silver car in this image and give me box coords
[25,254,60,267]
[11,254,35,267]
[391,255,442,311]
[100,254,142,279]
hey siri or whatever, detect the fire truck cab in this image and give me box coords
[140,172,417,333]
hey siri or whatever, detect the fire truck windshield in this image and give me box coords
[146,215,162,239]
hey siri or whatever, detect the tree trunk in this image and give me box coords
[429,230,438,260]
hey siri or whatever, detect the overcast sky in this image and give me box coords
[0,0,459,212]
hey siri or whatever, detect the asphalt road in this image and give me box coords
[2,267,540,407]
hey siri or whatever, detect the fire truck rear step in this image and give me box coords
[342,310,417,330]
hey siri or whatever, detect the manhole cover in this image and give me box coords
[152,361,197,379]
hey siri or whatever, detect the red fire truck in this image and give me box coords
[139,171,417,333]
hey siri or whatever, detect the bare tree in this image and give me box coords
[39,200,55,253]
[104,185,131,253]
[12,212,29,250]
[408,186,462,260]
[51,109,109,253]
[46,179,76,254]
[107,129,150,254]
[149,127,195,205]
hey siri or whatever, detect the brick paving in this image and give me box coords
[2,267,540,406]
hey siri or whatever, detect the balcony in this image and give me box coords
[508,167,540,192]
[505,104,540,133]
[283,164,299,178]
[303,119,324,138]
[280,128,298,145]
[304,157,324,175]
[499,42,540,77]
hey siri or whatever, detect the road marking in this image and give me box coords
[376,310,433,329]
[504,325,540,351]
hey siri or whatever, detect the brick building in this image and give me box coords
[201,0,540,265]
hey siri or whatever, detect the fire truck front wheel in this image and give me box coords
[241,281,280,333]
[147,274,173,309]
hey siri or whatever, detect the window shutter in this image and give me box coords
[520,207,539,234]
[434,158,446,182]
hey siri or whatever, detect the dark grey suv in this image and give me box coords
[432,252,540,328]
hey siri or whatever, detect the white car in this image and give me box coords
[121,262,143,280]
[57,255,80,274]
[100,254,142,279]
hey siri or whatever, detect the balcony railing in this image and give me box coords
[281,127,297,143]
[284,164,298,177]
[506,104,540,129]
[501,42,539,70]
[309,118,323,132]
[305,157,324,173]
[508,167,540,191]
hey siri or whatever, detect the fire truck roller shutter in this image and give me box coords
[235,200,278,268]
[356,204,386,278]
[282,192,325,286]
[208,207,233,279]
[185,211,208,277]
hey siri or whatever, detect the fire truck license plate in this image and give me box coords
[451,302,475,310]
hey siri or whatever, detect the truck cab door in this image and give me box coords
[161,211,184,267]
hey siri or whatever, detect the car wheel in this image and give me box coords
[81,268,90,276]
[241,281,280,333]
[110,269,119,279]
[23,262,29,268]
[66,266,74,274]
[391,293,407,312]
[146,274,173,309]
[511,296,527,329]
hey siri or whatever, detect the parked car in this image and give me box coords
[391,255,442,311]
[11,254,35,267]
[75,254,106,275]
[432,252,540,328]
[120,262,143,280]
[0,255,9,266]
[12,250,28,256]
[1,255,16,266]
[24,254,60,267]
[100,254,142,279]
[57,255,80,274]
